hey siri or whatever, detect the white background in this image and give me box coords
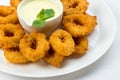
[0,0,120,80]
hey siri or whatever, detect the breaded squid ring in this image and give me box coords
[10,0,22,9]
[63,13,97,37]
[43,46,64,67]
[0,24,25,49]
[19,32,50,62]
[62,0,89,15]
[0,13,19,24]
[73,37,88,55]
[0,6,15,16]
[0,6,18,24]
[49,29,75,56]
[4,46,30,64]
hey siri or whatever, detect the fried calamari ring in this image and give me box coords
[73,37,88,55]
[0,24,25,49]
[0,13,19,24]
[0,6,15,16]
[63,13,97,37]
[19,32,50,62]
[4,46,30,64]
[49,29,75,56]
[43,46,64,67]
[10,0,22,9]
[0,6,18,24]
[62,0,89,15]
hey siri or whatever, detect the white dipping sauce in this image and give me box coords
[20,0,61,24]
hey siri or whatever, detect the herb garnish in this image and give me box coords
[32,9,55,28]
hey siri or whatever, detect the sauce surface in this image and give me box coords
[20,0,60,24]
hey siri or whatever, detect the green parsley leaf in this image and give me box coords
[37,9,45,19]
[37,9,55,20]
[32,9,55,28]
[32,19,45,28]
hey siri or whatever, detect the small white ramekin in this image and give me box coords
[17,0,63,36]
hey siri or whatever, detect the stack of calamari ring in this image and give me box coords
[62,0,97,54]
[0,0,97,68]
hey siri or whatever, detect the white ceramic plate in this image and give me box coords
[0,0,116,78]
